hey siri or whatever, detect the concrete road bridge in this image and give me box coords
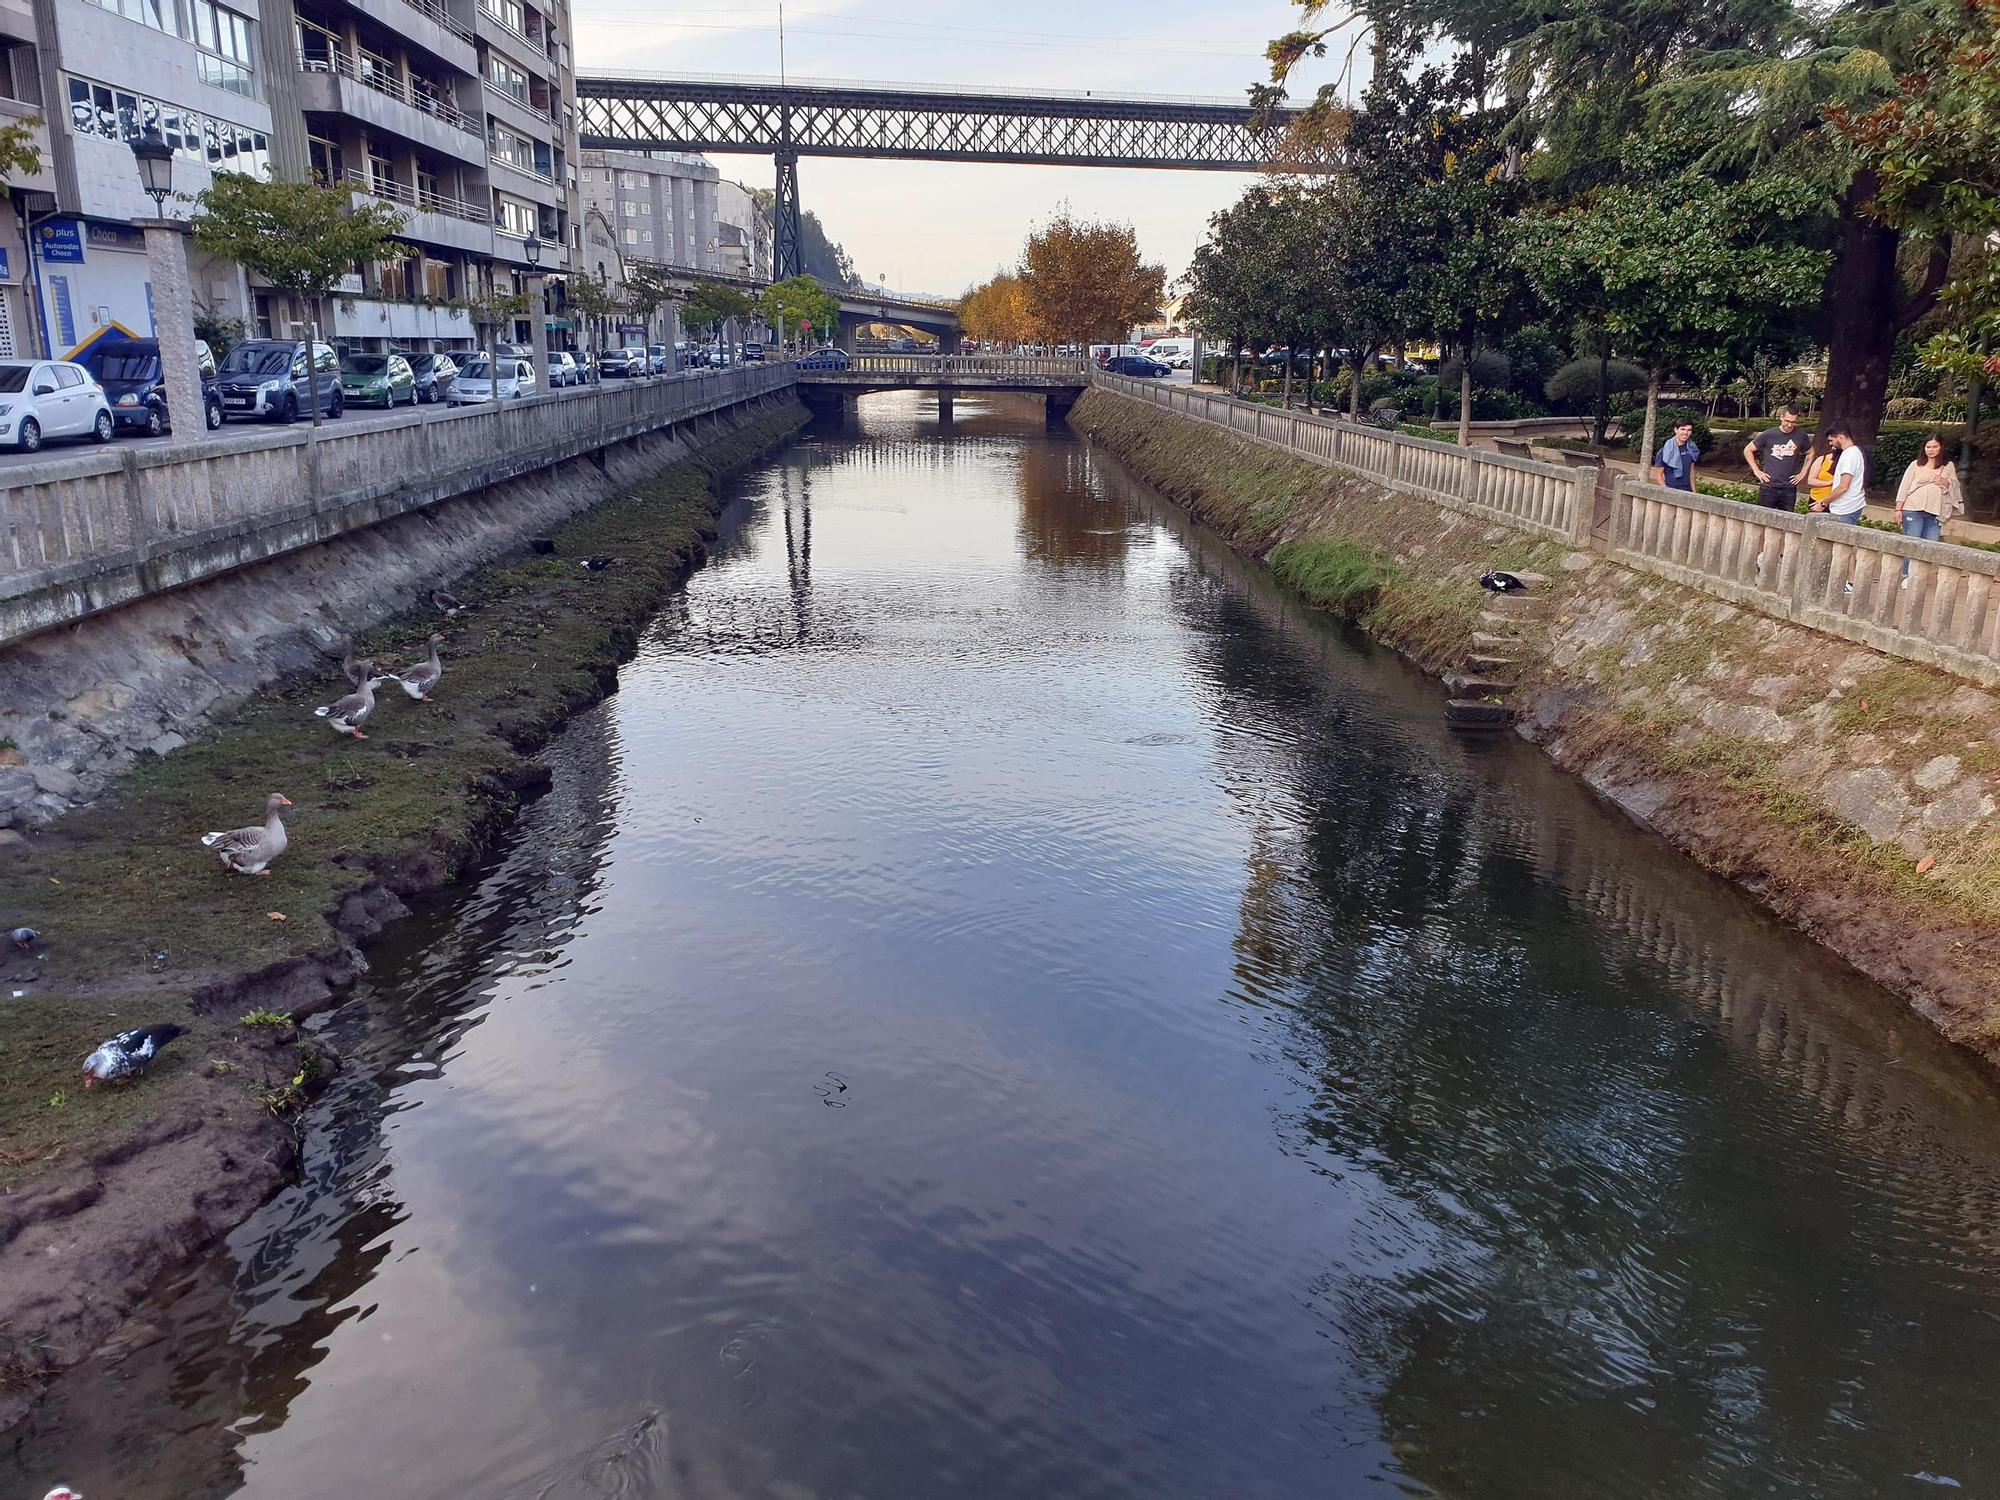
[576,73,1306,280]
[625,258,963,350]
[795,354,1090,425]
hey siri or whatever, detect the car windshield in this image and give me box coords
[0,366,30,394]
[459,359,492,379]
[220,346,291,376]
[347,355,389,375]
[96,352,160,382]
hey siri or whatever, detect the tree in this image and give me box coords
[0,118,42,184]
[748,191,857,286]
[566,273,622,357]
[192,174,406,330]
[1018,210,1165,349]
[1515,149,1828,464]
[759,275,839,347]
[1184,187,1302,392]
[623,265,677,338]
[960,272,1036,345]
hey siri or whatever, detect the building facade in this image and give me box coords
[20,0,585,361]
[714,178,769,280]
[580,147,719,274]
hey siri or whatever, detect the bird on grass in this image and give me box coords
[314,675,378,738]
[577,556,619,572]
[82,1023,185,1088]
[1479,570,1527,594]
[200,793,292,876]
[387,633,446,702]
[432,587,464,618]
[336,633,377,689]
[9,926,37,952]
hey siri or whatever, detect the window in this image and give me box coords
[494,194,536,236]
[620,171,641,189]
[622,227,637,245]
[638,200,650,215]
[55,365,85,389]
[65,75,270,177]
[486,53,528,102]
[188,0,255,95]
[84,0,171,33]
[480,0,525,33]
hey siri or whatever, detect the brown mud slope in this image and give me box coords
[0,397,807,1424]
[1071,388,2000,1063]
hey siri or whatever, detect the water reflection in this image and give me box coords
[12,392,2000,1499]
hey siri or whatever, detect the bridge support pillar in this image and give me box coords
[1045,388,1080,425]
[937,387,954,424]
[774,149,803,281]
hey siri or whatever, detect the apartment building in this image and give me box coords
[22,0,584,360]
[715,178,770,280]
[580,148,718,274]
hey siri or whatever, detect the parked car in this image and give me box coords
[87,338,223,436]
[217,339,344,423]
[1148,338,1194,369]
[1105,355,1172,379]
[597,347,645,378]
[676,341,708,369]
[568,350,595,384]
[403,351,458,404]
[647,343,671,375]
[796,347,851,371]
[447,356,537,403]
[547,350,579,388]
[741,342,765,363]
[340,352,418,408]
[0,359,115,451]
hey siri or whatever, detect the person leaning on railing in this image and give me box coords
[1893,433,1964,584]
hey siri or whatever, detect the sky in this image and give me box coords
[567,1,1361,298]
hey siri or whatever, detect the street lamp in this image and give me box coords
[522,232,548,397]
[129,130,204,447]
[129,129,174,214]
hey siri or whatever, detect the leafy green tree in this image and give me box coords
[192,174,406,329]
[0,118,42,183]
[622,265,677,337]
[565,272,622,357]
[759,275,839,347]
[1184,186,1302,393]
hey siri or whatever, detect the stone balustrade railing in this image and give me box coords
[836,355,1091,378]
[1092,370,1592,545]
[0,364,797,646]
[1091,369,2000,691]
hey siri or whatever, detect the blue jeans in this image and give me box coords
[1901,509,1940,578]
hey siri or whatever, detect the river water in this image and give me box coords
[15,392,2000,1498]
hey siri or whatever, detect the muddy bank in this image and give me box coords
[1070,388,2000,1062]
[0,395,808,1425]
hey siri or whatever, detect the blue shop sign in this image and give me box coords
[0,248,11,280]
[38,219,84,263]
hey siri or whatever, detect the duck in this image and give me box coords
[577,556,619,572]
[314,674,378,738]
[200,793,292,875]
[1479,570,1527,594]
[82,1023,185,1088]
[389,633,445,702]
[336,633,377,689]
[431,587,464,618]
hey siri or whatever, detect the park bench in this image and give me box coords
[1494,437,1535,459]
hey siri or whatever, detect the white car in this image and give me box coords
[0,359,115,451]
[446,356,538,403]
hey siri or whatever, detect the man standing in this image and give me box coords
[1653,419,1700,491]
[1743,406,1812,511]
[1811,427,1867,525]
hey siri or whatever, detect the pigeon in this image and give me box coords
[82,1023,186,1088]
[314,674,378,738]
[431,587,464,618]
[1479,570,1527,593]
[199,793,292,876]
[577,556,618,572]
[8,926,38,951]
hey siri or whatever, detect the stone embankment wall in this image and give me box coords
[0,397,800,833]
[1071,388,2000,1061]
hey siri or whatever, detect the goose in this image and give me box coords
[336,633,376,689]
[431,587,464,618]
[1479,570,1527,594]
[314,675,378,738]
[200,793,292,875]
[82,1023,185,1088]
[390,633,445,702]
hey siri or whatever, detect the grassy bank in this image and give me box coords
[1069,387,2000,1061]
[0,398,806,1190]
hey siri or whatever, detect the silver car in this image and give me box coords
[446,356,539,403]
[0,359,115,451]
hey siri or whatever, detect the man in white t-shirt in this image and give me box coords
[1811,428,1867,523]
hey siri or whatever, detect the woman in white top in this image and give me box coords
[1893,434,1964,582]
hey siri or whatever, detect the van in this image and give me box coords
[1148,339,1194,368]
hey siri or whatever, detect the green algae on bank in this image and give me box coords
[0,399,807,1190]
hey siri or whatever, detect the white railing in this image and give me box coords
[1610,476,2000,688]
[344,167,487,224]
[398,0,473,41]
[0,365,799,644]
[296,29,481,136]
[1092,370,1592,545]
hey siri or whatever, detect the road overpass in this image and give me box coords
[626,258,961,349]
[795,353,1089,425]
[576,74,1305,279]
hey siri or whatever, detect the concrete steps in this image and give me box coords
[1453,573,1548,732]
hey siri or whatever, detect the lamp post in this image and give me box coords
[129,130,205,449]
[523,231,548,400]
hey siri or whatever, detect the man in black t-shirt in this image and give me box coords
[1743,406,1812,510]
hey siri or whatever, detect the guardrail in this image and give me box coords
[0,364,798,646]
[836,355,1090,377]
[1092,370,1591,544]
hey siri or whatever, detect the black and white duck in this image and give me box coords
[314,674,378,738]
[200,792,292,876]
[388,633,445,702]
[1479,570,1528,593]
[82,1023,185,1088]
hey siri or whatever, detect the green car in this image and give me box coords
[340,353,418,408]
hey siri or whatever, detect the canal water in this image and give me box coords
[15,392,2000,1498]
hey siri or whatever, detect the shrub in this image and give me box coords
[1269,538,1394,618]
[1612,404,1713,455]
[1471,387,1544,421]
[1545,357,1649,412]
[1438,348,1511,390]
[1869,428,1946,484]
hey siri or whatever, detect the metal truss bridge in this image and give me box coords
[574,74,1303,279]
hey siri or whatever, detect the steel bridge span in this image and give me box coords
[574,74,1303,280]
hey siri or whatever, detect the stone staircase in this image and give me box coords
[1445,574,1547,731]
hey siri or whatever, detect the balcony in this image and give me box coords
[475,0,548,59]
[296,26,485,164]
[340,0,478,74]
[345,167,495,255]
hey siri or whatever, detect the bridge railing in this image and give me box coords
[1090,369,1591,545]
[0,363,799,645]
[840,354,1090,377]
